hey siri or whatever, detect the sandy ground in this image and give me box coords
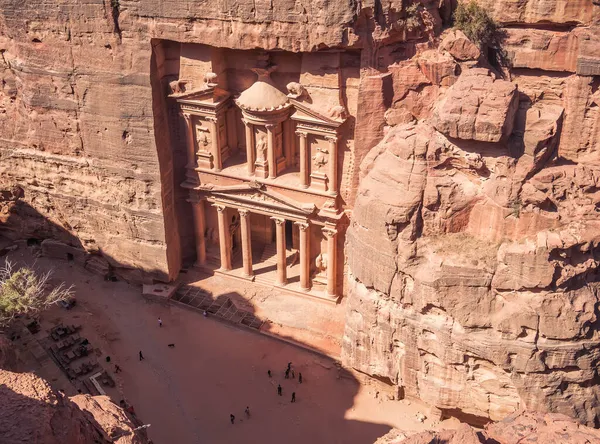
[4,248,457,444]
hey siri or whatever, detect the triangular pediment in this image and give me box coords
[290,99,345,126]
[198,182,316,216]
[172,86,231,105]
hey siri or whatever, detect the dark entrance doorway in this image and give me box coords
[285,220,293,250]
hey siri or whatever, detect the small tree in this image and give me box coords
[0,261,74,326]
[453,1,498,49]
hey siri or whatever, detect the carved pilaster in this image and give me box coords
[206,116,222,172]
[243,120,255,175]
[182,112,197,170]
[325,135,339,194]
[239,209,253,277]
[295,221,310,291]
[322,226,337,297]
[214,204,232,271]
[296,131,309,188]
[265,124,277,179]
[271,216,287,285]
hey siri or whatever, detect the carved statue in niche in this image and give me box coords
[286,82,307,99]
[169,79,191,95]
[315,253,328,276]
[329,105,347,120]
[256,135,267,161]
[196,127,210,150]
[204,72,218,88]
[312,147,329,170]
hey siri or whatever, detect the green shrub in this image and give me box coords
[0,261,74,326]
[453,1,498,48]
[405,3,422,31]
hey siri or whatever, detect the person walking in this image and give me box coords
[230,414,235,424]
[114,364,122,373]
[299,372,303,384]
[158,317,163,328]
[285,368,290,379]
[139,351,144,361]
[245,406,250,418]
[291,392,296,403]
[277,384,282,396]
[267,370,272,378]
[291,369,295,379]
[287,362,292,371]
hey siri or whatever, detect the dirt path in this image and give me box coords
[5,249,454,444]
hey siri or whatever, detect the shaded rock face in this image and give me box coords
[375,411,600,444]
[343,4,600,426]
[0,369,147,444]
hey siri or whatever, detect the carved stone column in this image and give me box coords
[182,113,197,169]
[323,226,337,297]
[272,217,287,285]
[243,120,255,175]
[239,209,253,277]
[207,117,222,172]
[296,131,309,188]
[215,204,232,271]
[295,221,310,291]
[266,124,276,179]
[192,200,207,266]
[326,135,338,194]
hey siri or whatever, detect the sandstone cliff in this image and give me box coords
[343,3,600,427]
[375,411,600,443]
[1,0,600,430]
[0,0,443,282]
[0,368,148,444]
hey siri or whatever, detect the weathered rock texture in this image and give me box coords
[0,0,445,282]
[1,0,600,431]
[343,2,600,428]
[375,411,600,443]
[0,369,146,444]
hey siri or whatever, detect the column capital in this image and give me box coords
[182,112,192,121]
[238,209,250,218]
[205,116,218,123]
[242,119,252,127]
[324,134,339,143]
[265,123,277,131]
[213,204,227,213]
[270,216,285,226]
[295,221,310,231]
[322,226,337,238]
[295,130,308,138]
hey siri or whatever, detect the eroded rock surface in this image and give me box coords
[0,369,146,444]
[432,69,519,142]
[375,412,600,443]
[343,12,600,423]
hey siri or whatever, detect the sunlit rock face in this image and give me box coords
[1,0,600,429]
[0,0,443,282]
[343,3,600,426]
[374,411,600,443]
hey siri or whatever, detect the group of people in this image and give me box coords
[230,362,303,425]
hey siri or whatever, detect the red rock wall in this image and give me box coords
[0,0,439,280]
[342,2,600,427]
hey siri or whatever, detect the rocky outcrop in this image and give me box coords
[343,17,600,423]
[439,30,480,62]
[375,411,600,443]
[0,369,147,444]
[432,68,519,142]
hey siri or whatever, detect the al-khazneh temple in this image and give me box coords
[168,49,352,301]
[3,0,600,431]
